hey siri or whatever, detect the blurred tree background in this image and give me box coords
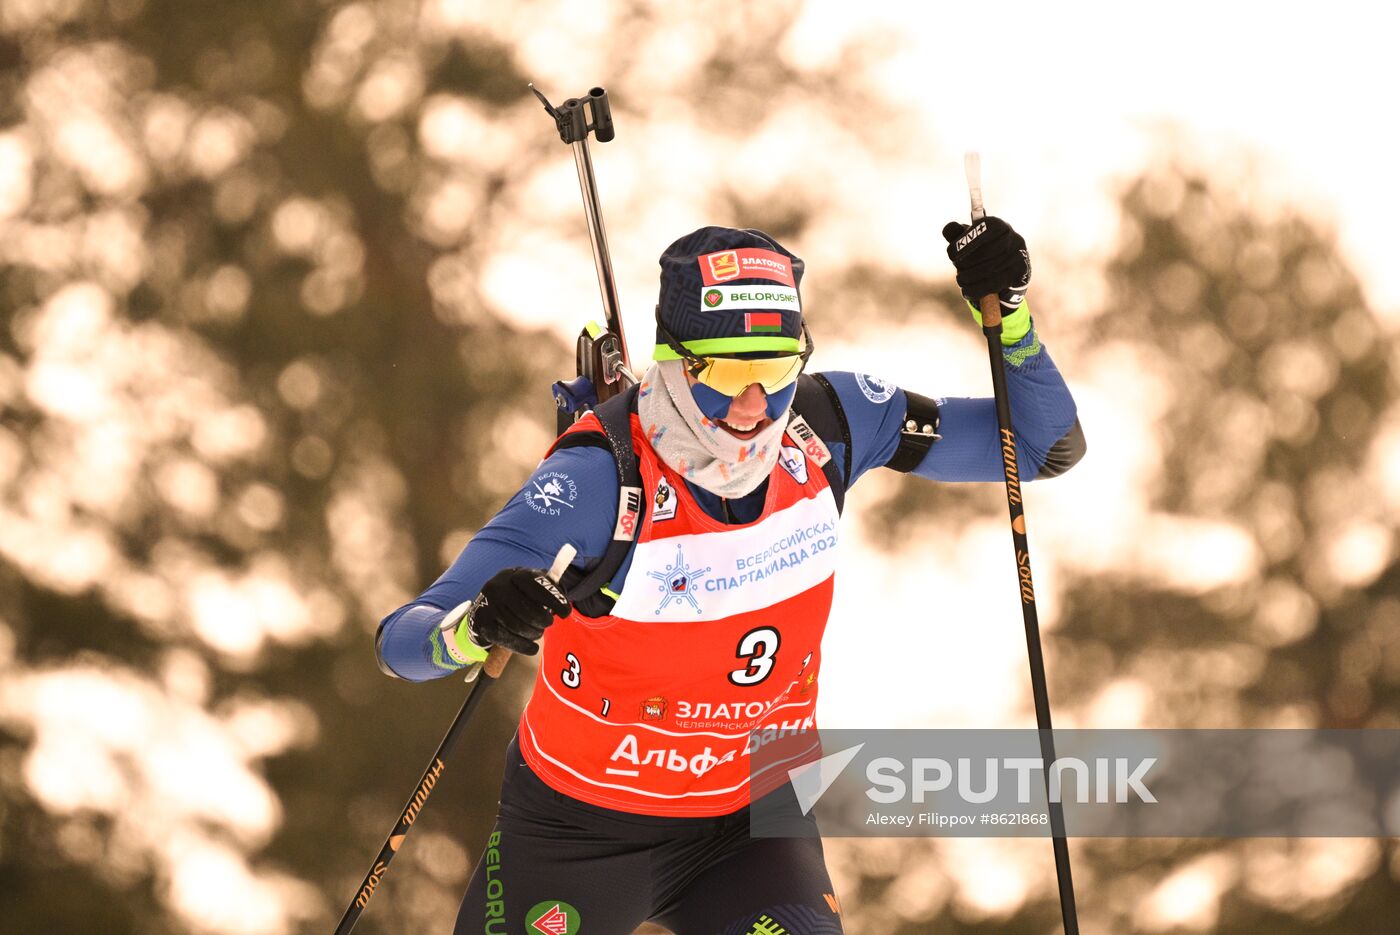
[1,2,1396,934]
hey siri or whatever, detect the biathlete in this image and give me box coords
[376,219,1085,934]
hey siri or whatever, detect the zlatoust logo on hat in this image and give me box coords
[699,248,795,287]
[706,250,740,281]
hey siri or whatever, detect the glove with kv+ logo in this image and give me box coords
[442,567,571,660]
[941,216,1033,344]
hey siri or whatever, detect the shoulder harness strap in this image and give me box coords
[791,373,850,514]
[554,385,643,612]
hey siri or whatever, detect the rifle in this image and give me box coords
[529,85,637,431]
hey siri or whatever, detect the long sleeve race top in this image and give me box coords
[377,324,1082,681]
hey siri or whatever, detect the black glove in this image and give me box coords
[464,567,571,656]
[941,216,1031,310]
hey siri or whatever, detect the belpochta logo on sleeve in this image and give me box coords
[525,471,578,516]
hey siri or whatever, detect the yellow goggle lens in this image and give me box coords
[690,355,804,396]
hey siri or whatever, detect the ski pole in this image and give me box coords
[963,151,1080,935]
[332,544,577,935]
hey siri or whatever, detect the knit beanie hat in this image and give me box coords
[653,226,805,360]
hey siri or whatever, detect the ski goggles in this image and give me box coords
[685,353,805,396]
[655,319,815,396]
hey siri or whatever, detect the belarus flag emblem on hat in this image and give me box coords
[744,311,783,334]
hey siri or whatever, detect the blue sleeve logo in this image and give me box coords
[525,471,579,516]
[855,373,895,404]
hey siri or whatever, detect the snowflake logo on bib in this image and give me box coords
[647,544,711,614]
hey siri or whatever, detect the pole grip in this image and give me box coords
[965,150,985,221]
[979,293,1002,329]
[482,646,511,680]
